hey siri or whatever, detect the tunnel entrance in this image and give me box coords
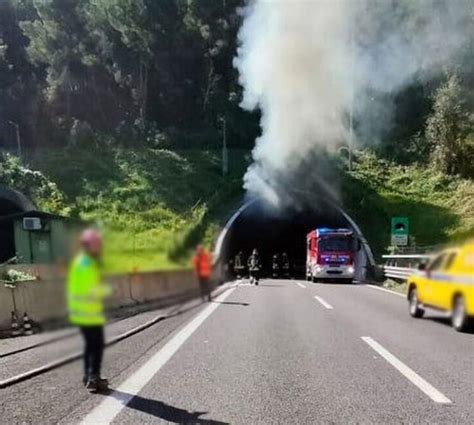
[0,187,34,263]
[215,198,374,282]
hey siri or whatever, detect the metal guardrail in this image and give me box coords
[383,265,416,280]
[387,244,443,255]
[382,254,434,281]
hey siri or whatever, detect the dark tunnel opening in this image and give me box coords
[216,198,374,282]
[0,187,34,263]
[0,199,22,263]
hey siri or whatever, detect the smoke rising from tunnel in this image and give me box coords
[234,0,472,207]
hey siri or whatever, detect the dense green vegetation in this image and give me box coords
[342,152,474,258]
[0,152,67,213]
[4,147,472,271]
[0,0,258,151]
[1,1,473,270]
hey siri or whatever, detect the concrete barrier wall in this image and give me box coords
[14,279,68,324]
[0,285,14,324]
[0,269,199,331]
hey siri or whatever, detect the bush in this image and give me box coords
[0,153,68,214]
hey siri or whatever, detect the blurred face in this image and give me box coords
[83,239,102,258]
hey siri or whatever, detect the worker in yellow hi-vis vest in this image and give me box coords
[67,228,111,392]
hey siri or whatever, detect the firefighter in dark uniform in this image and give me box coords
[271,253,280,278]
[234,251,245,278]
[281,252,290,278]
[247,249,261,285]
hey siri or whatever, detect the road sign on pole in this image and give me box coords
[391,217,409,246]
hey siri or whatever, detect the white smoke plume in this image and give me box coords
[234,0,473,208]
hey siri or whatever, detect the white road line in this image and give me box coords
[81,287,237,424]
[361,337,452,404]
[366,284,406,298]
[296,282,306,289]
[314,295,333,309]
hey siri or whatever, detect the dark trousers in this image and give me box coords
[249,270,259,282]
[80,326,104,379]
[199,276,211,301]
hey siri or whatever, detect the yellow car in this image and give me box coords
[407,241,474,332]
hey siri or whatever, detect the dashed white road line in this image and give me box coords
[314,295,333,309]
[296,282,306,289]
[361,336,452,404]
[365,284,406,298]
[81,287,237,424]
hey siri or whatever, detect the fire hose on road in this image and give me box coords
[0,283,234,389]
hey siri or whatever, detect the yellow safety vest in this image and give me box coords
[67,253,110,326]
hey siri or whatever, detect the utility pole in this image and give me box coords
[7,120,21,161]
[221,116,228,176]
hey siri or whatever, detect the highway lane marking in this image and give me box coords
[366,284,405,298]
[313,295,333,309]
[80,287,237,424]
[296,282,306,289]
[361,337,452,404]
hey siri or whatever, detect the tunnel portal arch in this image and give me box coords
[0,186,35,263]
[214,198,375,283]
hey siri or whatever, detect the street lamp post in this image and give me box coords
[221,117,228,176]
[7,120,21,161]
[348,104,353,172]
[348,30,354,172]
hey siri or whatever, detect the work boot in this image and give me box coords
[86,376,109,393]
[82,376,89,386]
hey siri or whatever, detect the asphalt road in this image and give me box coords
[1,279,473,424]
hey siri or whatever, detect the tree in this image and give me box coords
[0,0,43,149]
[21,0,132,136]
[2,0,259,148]
[426,74,474,177]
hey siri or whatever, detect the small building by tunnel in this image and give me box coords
[0,186,80,265]
[214,198,375,282]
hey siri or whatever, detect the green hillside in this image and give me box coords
[30,147,248,273]
[3,147,473,272]
[35,148,474,265]
[342,152,474,258]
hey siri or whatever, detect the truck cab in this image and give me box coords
[306,228,355,283]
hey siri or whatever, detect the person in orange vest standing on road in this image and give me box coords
[193,245,212,302]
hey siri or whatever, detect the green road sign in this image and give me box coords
[391,217,409,246]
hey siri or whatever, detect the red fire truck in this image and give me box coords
[306,228,355,283]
